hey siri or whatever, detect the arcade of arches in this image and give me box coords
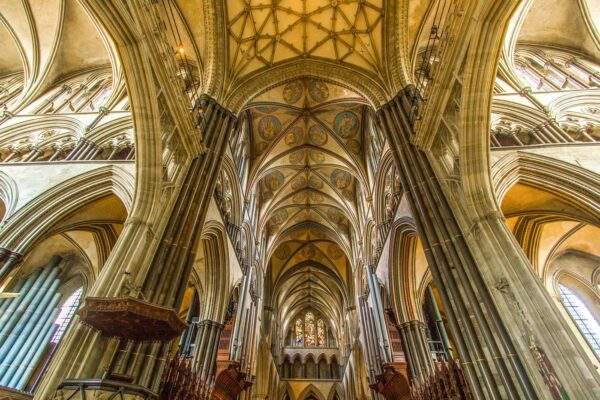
[0,1,599,400]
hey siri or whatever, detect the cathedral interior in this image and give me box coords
[0,1,599,399]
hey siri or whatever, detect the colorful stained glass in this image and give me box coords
[305,312,315,346]
[317,319,325,346]
[294,318,304,347]
[295,319,303,346]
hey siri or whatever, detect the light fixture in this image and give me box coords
[176,44,185,55]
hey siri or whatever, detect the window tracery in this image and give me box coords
[305,312,315,347]
[558,284,600,359]
[292,312,331,348]
[317,319,325,347]
[295,318,304,347]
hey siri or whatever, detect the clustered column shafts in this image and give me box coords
[0,248,24,285]
[108,96,235,392]
[0,255,63,391]
[378,87,537,400]
[192,320,224,380]
[397,320,435,382]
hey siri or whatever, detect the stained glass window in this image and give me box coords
[295,319,303,347]
[317,319,325,346]
[559,284,600,358]
[305,312,315,346]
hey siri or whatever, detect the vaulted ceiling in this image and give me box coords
[244,78,372,335]
[226,0,384,81]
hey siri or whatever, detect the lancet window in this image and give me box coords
[292,312,329,348]
[558,284,600,359]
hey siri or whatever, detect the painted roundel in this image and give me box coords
[289,149,306,164]
[283,81,304,104]
[330,168,352,189]
[255,141,269,156]
[269,209,288,225]
[284,126,303,146]
[346,139,361,154]
[309,81,329,103]
[308,125,328,146]
[258,115,281,141]
[334,111,359,138]
[327,208,345,225]
[309,150,325,163]
[256,105,278,113]
[308,175,324,189]
[263,170,285,191]
[275,244,291,259]
[301,245,316,258]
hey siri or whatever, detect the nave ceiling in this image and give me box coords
[0,0,117,96]
[243,78,376,336]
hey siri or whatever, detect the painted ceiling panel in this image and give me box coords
[226,0,384,80]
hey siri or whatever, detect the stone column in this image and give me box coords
[24,147,43,162]
[48,148,64,161]
[0,249,23,286]
[193,320,224,379]
[380,89,535,399]
[397,320,434,382]
[107,97,235,390]
[379,87,600,399]
[45,96,236,398]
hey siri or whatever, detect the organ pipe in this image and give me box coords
[0,256,64,391]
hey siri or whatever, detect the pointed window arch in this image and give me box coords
[317,319,325,347]
[295,318,304,347]
[305,312,315,346]
[558,284,600,358]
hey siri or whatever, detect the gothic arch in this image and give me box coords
[76,0,176,223]
[388,217,430,323]
[492,151,600,222]
[223,59,389,113]
[215,154,244,227]
[0,171,18,221]
[373,151,399,227]
[297,384,327,400]
[199,221,231,323]
[0,165,133,253]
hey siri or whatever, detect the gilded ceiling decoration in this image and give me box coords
[244,78,369,318]
[226,0,384,80]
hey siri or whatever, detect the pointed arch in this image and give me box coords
[0,171,18,220]
[199,221,231,323]
[297,383,327,400]
[0,165,133,253]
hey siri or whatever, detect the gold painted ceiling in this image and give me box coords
[244,78,374,331]
[226,0,384,80]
